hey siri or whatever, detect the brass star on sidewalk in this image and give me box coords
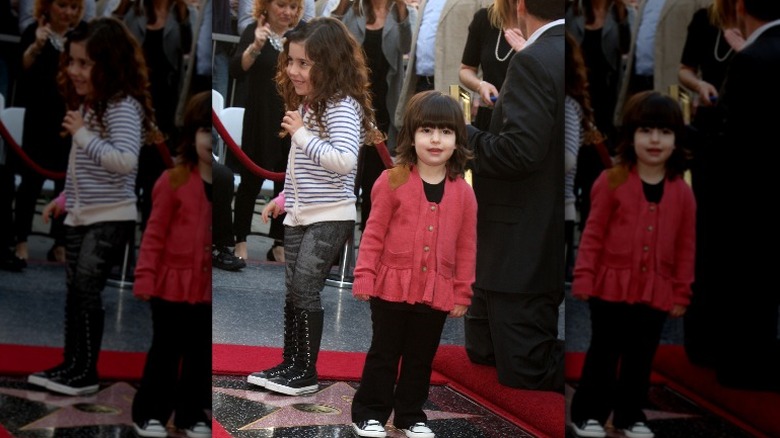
[0,382,135,430]
[213,381,478,432]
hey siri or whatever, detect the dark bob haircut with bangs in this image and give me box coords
[616,91,689,178]
[394,91,473,180]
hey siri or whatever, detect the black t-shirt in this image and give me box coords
[642,179,664,204]
[423,178,445,204]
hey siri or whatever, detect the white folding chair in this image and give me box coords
[1,107,25,146]
[218,106,245,189]
[212,89,225,113]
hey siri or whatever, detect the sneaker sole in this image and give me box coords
[185,429,211,438]
[570,424,606,438]
[133,423,168,438]
[401,430,434,438]
[247,375,268,387]
[623,431,654,438]
[264,381,318,396]
[351,422,386,438]
[28,374,52,387]
[45,380,99,396]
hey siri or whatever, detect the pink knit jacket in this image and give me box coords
[134,165,212,304]
[573,165,696,311]
[353,165,477,312]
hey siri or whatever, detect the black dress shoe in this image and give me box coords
[1,250,26,272]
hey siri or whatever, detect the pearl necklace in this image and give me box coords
[495,31,513,62]
[714,28,733,62]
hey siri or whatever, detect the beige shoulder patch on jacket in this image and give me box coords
[388,165,411,190]
[606,165,630,190]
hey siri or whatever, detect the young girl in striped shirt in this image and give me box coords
[28,17,159,396]
[248,17,376,396]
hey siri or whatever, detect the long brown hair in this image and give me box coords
[565,31,595,130]
[275,17,376,137]
[394,91,473,180]
[58,18,160,144]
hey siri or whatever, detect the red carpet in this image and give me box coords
[652,345,780,438]
[1,344,564,438]
[432,345,564,438]
[566,345,780,438]
[0,344,146,380]
[212,344,449,384]
[214,343,564,438]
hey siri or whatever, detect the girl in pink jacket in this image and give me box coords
[350,91,477,438]
[569,91,696,438]
[131,91,212,438]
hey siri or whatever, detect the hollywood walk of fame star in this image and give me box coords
[213,381,478,431]
[0,382,135,430]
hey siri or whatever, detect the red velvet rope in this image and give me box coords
[212,108,394,184]
[0,116,67,180]
[212,109,286,182]
[0,116,173,179]
[373,140,394,170]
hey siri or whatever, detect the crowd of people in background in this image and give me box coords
[1,0,779,437]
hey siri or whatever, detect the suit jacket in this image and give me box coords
[467,24,565,294]
[716,23,780,288]
[614,0,711,125]
[394,0,486,129]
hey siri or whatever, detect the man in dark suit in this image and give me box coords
[465,0,565,392]
[711,0,780,392]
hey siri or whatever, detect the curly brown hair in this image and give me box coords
[394,91,473,180]
[616,91,689,178]
[58,18,160,144]
[275,17,376,138]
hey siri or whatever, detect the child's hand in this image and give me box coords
[669,304,687,318]
[62,110,84,135]
[42,199,64,224]
[261,200,281,223]
[281,110,304,136]
[449,305,468,318]
[355,294,370,301]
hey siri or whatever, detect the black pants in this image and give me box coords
[465,287,564,391]
[14,172,65,245]
[212,161,235,247]
[133,298,212,428]
[570,299,667,429]
[65,221,135,313]
[352,299,448,430]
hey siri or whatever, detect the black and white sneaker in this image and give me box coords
[401,422,435,438]
[623,422,654,438]
[571,419,607,438]
[184,421,212,438]
[133,419,168,438]
[351,420,386,437]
